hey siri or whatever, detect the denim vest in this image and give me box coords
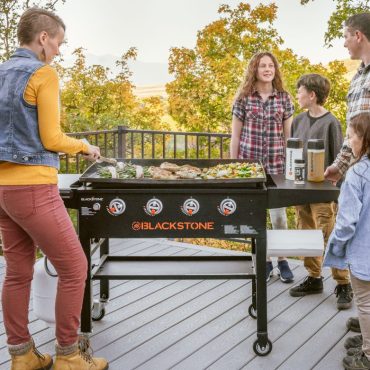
[0,48,59,169]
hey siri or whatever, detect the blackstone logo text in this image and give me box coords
[132,221,215,231]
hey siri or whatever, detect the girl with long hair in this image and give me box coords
[230,52,295,283]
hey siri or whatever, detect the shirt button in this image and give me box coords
[13,155,17,159]
[23,156,29,161]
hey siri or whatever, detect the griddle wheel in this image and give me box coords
[92,301,106,321]
[253,339,272,356]
[248,304,257,319]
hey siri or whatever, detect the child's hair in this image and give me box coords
[349,113,370,161]
[296,74,330,105]
[345,13,370,41]
[235,52,285,100]
[17,7,65,45]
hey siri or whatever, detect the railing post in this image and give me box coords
[117,125,127,159]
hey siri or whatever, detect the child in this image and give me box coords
[323,113,370,370]
[289,74,352,310]
[230,51,294,283]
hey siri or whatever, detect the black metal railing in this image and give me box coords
[61,126,231,174]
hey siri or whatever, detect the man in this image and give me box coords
[325,13,370,181]
[324,12,370,370]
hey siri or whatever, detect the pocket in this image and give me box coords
[4,187,35,219]
[274,108,284,122]
[246,108,260,120]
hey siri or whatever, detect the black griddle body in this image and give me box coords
[58,170,339,356]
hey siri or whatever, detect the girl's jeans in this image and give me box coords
[0,184,87,346]
[350,272,370,358]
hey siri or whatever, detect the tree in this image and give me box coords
[300,0,370,46]
[59,47,168,133]
[167,2,349,133]
[0,0,66,61]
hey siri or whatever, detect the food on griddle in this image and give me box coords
[149,167,180,180]
[179,164,202,174]
[97,161,264,180]
[135,165,144,179]
[201,162,264,179]
[159,162,181,172]
[175,170,199,179]
[107,166,117,179]
[98,162,150,179]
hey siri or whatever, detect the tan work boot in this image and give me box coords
[9,339,53,370]
[54,336,108,370]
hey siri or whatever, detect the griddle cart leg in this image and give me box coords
[80,232,92,333]
[92,238,109,321]
[254,234,272,356]
[248,238,257,319]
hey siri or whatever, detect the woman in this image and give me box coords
[230,52,294,283]
[0,8,108,370]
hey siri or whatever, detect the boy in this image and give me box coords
[289,74,352,310]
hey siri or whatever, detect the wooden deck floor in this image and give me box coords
[0,238,357,369]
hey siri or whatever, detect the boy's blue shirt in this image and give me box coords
[323,156,370,281]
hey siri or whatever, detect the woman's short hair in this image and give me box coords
[17,7,65,45]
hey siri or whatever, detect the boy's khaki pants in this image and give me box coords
[295,202,350,285]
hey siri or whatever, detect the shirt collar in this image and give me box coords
[357,61,370,74]
[252,88,278,98]
[11,48,40,61]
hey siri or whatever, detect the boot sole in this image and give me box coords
[342,358,370,370]
[277,271,294,284]
[36,359,53,370]
[289,289,323,297]
[337,302,353,310]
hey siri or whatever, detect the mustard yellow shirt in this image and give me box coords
[0,65,89,185]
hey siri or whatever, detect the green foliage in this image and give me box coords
[0,0,66,61]
[58,48,168,133]
[300,0,370,46]
[167,3,282,133]
[167,2,350,135]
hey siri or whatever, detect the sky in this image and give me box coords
[56,0,347,83]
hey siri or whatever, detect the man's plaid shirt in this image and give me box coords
[334,63,370,175]
[232,90,294,175]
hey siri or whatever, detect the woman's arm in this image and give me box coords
[230,116,243,159]
[283,115,293,143]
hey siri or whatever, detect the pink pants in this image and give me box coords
[0,184,87,346]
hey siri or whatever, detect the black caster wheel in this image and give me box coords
[92,307,105,321]
[92,301,106,321]
[253,339,272,356]
[248,304,257,319]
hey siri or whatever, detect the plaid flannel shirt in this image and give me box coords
[334,63,370,175]
[232,90,294,175]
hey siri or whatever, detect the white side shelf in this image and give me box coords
[267,230,324,257]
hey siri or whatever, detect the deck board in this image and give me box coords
[0,238,357,369]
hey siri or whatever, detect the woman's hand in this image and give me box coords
[83,144,101,161]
